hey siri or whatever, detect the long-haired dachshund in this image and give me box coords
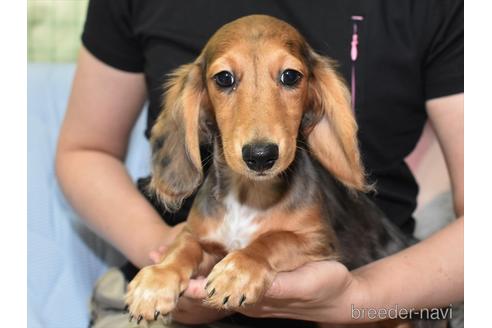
[125,15,441,328]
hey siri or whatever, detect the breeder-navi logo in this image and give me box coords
[351,304,453,321]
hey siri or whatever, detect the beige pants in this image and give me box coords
[89,268,253,328]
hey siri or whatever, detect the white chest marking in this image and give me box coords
[208,193,260,251]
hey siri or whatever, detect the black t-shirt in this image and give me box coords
[82,1,463,235]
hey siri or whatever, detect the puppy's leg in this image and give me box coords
[125,226,203,322]
[204,230,333,309]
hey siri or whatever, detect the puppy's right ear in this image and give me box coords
[149,61,208,211]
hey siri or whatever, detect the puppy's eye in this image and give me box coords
[280,69,302,87]
[214,71,235,88]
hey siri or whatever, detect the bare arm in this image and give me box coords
[426,94,463,217]
[55,47,180,268]
[352,93,464,312]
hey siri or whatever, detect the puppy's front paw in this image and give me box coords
[204,251,275,309]
[125,265,187,323]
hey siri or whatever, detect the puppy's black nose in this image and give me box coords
[242,143,279,172]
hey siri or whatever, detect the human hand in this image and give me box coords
[187,260,364,324]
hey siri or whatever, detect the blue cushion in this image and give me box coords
[27,64,150,328]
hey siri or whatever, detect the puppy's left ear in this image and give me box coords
[149,60,210,211]
[303,50,367,191]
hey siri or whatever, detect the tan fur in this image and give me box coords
[206,40,307,179]
[306,51,367,191]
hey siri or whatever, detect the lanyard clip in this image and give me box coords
[351,16,364,62]
[350,16,364,111]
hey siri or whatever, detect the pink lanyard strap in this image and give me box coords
[351,16,364,112]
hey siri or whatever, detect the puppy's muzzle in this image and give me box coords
[242,142,279,172]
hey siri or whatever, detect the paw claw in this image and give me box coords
[154,311,160,320]
[129,315,133,322]
[223,296,230,305]
[137,315,143,324]
[208,288,215,297]
[239,295,246,306]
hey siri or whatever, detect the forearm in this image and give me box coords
[346,217,464,321]
[56,148,173,268]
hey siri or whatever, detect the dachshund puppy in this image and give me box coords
[125,15,440,328]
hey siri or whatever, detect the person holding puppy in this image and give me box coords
[56,1,463,327]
